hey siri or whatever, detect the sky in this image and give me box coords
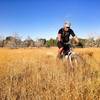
[0,0,100,40]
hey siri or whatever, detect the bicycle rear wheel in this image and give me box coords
[67,53,86,69]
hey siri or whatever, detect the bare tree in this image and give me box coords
[23,36,34,47]
[96,37,100,47]
[0,34,4,47]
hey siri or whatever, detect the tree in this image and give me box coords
[46,38,57,47]
[23,36,34,47]
[96,38,100,47]
[3,36,17,48]
[34,38,46,47]
[0,34,4,47]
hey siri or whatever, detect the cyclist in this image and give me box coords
[57,22,79,58]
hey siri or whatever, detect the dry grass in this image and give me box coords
[0,47,100,100]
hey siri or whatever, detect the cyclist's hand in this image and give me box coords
[71,37,79,45]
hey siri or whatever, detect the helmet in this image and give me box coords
[64,22,71,28]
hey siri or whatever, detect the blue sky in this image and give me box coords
[0,0,100,39]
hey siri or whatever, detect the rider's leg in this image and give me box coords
[57,47,63,58]
[57,41,64,59]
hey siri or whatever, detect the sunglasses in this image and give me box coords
[65,27,70,28]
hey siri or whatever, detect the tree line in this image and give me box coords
[0,35,100,48]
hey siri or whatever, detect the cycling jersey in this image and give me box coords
[58,28,75,43]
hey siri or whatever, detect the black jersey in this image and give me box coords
[58,28,75,42]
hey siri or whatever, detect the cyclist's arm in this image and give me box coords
[57,33,62,41]
[73,36,79,44]
[70,29,79,44]
[57,29,63,42]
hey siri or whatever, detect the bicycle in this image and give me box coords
[61,42,86,71]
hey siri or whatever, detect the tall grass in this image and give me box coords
[0,48,100,100]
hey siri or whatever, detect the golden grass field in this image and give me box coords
[0,47,100,100]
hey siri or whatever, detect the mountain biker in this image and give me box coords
[57,22,79,58]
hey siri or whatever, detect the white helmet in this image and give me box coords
[64,22,71,28]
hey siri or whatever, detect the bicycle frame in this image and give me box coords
[62,43,77,69]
